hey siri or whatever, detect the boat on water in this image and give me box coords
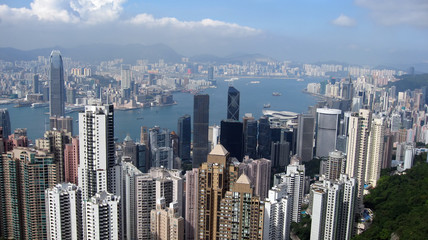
[263,103,271,108]
[14,102,31,108]
[250,81,260,84]
[297,78,304,82]
[31,102,49,108]
[272,92,282,96]
[225,77,239,82]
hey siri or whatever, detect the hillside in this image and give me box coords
[354,154,428,240]
[388,74,428,92]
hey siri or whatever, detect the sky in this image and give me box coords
[0,0,427,65]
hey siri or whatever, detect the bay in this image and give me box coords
[4,77,319,142]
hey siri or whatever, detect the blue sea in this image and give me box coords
[4,77,321,142]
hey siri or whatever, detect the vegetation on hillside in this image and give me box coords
[354,153,428,240]
[387,74,428,92]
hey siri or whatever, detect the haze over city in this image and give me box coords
[1,0,428,66]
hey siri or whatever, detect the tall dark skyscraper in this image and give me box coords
[193,94,209,168]
[296,114,315,162]
[227,86,240,120]
[220,119,243,161]
[49,50,65,117]
[258,116,271,159]
[33,74,39,93]
[178,114,191,161]
[0,109,11,138]
[244,118,258,159]
[208,66,214,81]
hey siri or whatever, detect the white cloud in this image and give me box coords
[129,14,261,36]
[356,0,428,27]
[332,14,356,27]
[0,0,125,24]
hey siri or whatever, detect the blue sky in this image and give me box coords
[0,0,427,65]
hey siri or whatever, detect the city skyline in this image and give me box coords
[0,0,427,66]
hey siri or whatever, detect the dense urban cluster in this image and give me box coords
[0,50,427,240]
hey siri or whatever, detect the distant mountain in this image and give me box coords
[191,53,275,64]
[0,43,183,63]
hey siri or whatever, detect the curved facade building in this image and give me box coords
[315,108,341,157]
[49,50,65,117]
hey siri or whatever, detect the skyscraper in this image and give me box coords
[220,119,243,160]
[121,64,132,90]
[345,109,371,214]
[193,94,209,168]
[208,66,214,81]
[258,116,271,159]
[296,114,315,162]
[177,114,191,161]
[33,74,39,93]
[149,127,173,169]
[315,108,341,157]
[49,50,65,117]
[227,86,240,120]
[78,105,115,200]
[0,109,11,138]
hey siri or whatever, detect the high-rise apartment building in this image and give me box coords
[185,168,199,240]
[227,86,240,120]
[78,104,115,200]
[263,183,291,240]
[274,159,305,222]
[193,94,209,168]
[310,174,357,240]
[197,144,239,239]
[150,199,184,240]
[296,114,315,162]
[238,158,271,200]
[84,191,120,240]
[323,150,346,180]
[365,117,385,187]
[36,129,72,183]
[45,183,83,240]
[315,108,341,157]
[345,109,371,214]
[177,114,191,161]
[0,148,57,240]
[216,174,265,240]
[64,137,79,184]
[49,50,65,117]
